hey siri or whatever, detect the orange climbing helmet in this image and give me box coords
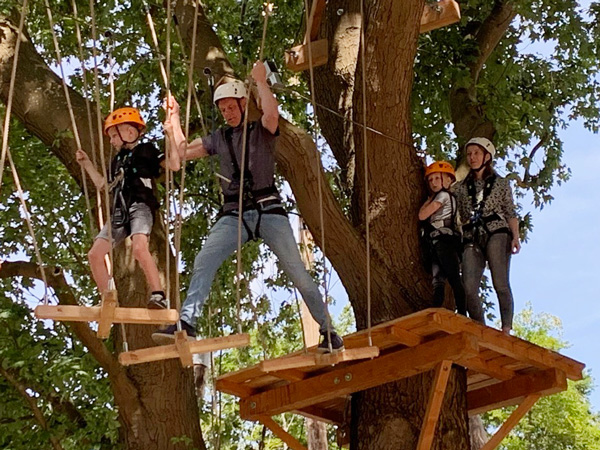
[103,107,146,135]
[425,161,456,180]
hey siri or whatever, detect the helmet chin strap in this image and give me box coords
[234,98,245,128]
[115,125,140,147]
[471,152,491,172]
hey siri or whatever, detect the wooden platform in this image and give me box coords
[216,308,584,448]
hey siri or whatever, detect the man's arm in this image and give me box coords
[75,149,106,190]
[163,95,209,166]
[251,61,279,134]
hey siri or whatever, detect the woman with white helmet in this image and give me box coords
[454,137,520,335]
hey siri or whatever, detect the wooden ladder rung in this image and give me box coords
[118,333,251,367]
[260,346,380,373]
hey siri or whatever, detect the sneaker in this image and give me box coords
[147,292,168,309]
[152,320,196,345]
[317,331,345,353]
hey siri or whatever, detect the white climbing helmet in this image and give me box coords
[213,80,248,104]
[465,137,496,158]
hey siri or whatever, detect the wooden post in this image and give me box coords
[175,330,194,368]
[417,360,453,450]
[480,394,541,450]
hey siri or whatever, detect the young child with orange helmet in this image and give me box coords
[76,107,179,308]
[418,161,466,315]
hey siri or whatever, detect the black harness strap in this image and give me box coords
[463,174,510,249]
[219,123,285,240]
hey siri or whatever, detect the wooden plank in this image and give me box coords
[34,304,179,325]
[314,346,379,365]
[417,360,453,450]
[420,0,461,33]
[175,331,193,368]
[285,39,328,72]
[119,333,251,367]
[259,346,379,373]
[240,332,479,420]
[260,354,317,372]
[480,394,540,450]
[97,291,117,339]
[468,368,566,415]
[259,416,308,450]
[306,0,327,42]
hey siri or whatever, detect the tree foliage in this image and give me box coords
[0,0,599,448]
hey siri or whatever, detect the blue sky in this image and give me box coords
[510,119,600,409]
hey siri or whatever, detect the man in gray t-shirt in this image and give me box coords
[156,61,343,352]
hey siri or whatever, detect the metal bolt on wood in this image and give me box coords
[345,373,352,382]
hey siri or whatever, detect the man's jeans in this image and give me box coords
[462,232,514,329]
[180,207,331,332]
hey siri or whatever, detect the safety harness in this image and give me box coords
[217,122,286,241]
[109,149,134,229]
[462,173,510,249]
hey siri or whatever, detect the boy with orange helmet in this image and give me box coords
[418,161,466,315]
[76,107,179,308]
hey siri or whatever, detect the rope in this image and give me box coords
[359,0,373,347]
[303,0,334,350]
[173,0,201,322]
[88,0,114,278]
[5,147,49,302]
[164,0,173,316]
[43,0,95,239]
[0,0,28,197]
[142,0,170,89]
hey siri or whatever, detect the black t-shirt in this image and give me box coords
[109,142,163,212]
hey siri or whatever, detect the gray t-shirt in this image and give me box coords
[202,120,280,211]
[428,190,456,235]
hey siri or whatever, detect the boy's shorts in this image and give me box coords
[95,202,154,247]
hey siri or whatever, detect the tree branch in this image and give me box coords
[0,261,139,407]
[0,364,65,450]
[470,1,517,85]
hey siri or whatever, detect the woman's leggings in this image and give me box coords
[462,233,514,329]
[431,238,467,315]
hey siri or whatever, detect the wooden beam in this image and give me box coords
[118,333,250,367]
[285,39,328,72]
[97,290,117,339]
[480,394,540,450]
[296,404,345,425]
[259,416,308,450]
[271,369,308,382]
[390,325,425,347]
[306,0,327,42]
[459,355,515,381]
[34,305,179,325]
[416,360,453,450]
[240,332,479,420]
[420,0,461,33]
[468,368,566,415]
[215,378,256,398]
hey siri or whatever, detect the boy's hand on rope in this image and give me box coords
[251,60,267,85]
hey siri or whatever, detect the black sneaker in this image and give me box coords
[152,320,196,345]
[147,292,168,309]
[317,331,345,353]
